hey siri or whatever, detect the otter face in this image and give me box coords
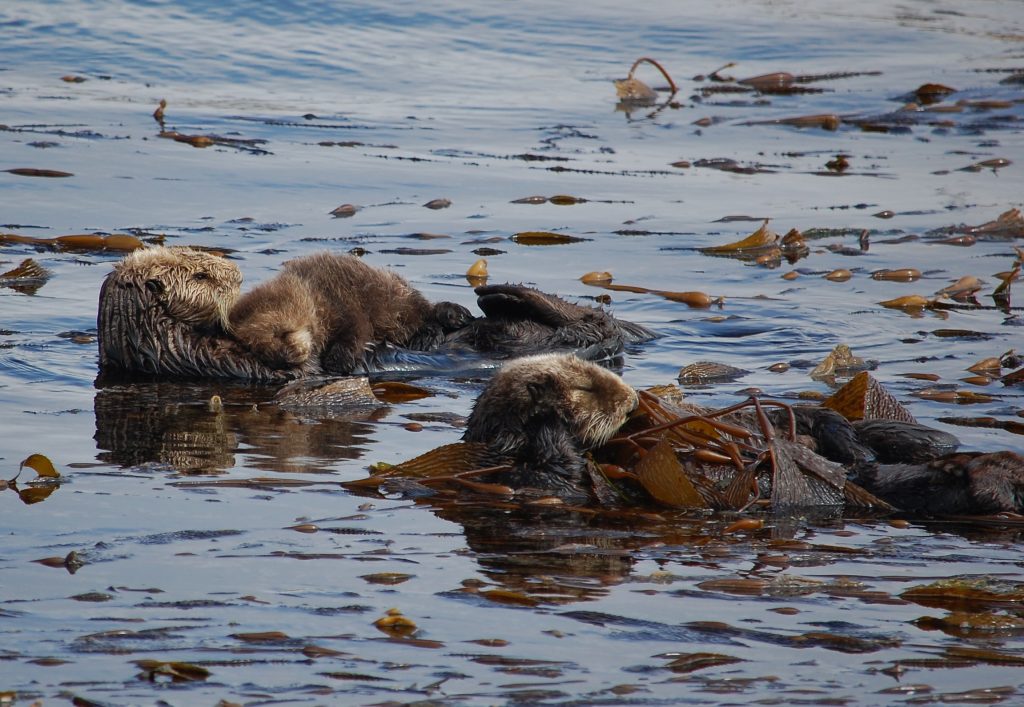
[113,247,242,330]
[496,353,638,450]
[550,355,638,448]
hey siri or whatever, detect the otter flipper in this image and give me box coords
[475,285,582,327]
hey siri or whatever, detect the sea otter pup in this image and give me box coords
[98,246,304,381]
[463,353,638,501]
[228,252,473,373]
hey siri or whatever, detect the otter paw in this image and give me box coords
[273,327,314,366]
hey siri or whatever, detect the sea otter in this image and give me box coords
[460,353,1024,514]
[229,252,474,373]
[97,246,305,381]
[462,353,638,501]
[447,284,656,361]
[98,247,655,380]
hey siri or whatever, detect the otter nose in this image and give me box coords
[626,389,639,413]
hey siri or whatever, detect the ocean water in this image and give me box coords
[1,0,1023,703]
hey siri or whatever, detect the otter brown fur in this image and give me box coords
[448,284,656,361]
[848,451,1024,516]
[461,356,1024,514]
[463,354,638,500]
[229,252,474,373]
[99,248,654,381]
[98,246,304,381]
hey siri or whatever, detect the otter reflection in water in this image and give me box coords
[456,354,1024,516]
[97,247,655,381]
[94,380,386,474]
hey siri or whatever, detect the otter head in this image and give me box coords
[529,354,639,449]
[110,246,242,331]
[466,353,638,456]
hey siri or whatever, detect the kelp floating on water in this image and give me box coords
[353,373,922,514]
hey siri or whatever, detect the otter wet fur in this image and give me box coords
[463,353,638,501]
[98,246,306,381]
[449,284,656,361]
[229,252,473,373]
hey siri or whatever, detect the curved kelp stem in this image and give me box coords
[629,56,678,95]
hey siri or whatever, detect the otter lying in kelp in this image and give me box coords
[97,247,655,380]
[447,354,1024,516]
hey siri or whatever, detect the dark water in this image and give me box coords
[2,0,1023,703]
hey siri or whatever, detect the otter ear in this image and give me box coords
[145,278,164,295]
[525,372,556,402]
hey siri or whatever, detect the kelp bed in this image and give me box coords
[4,0,1024,704]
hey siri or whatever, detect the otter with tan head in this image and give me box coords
[463,353,638,501]
[229,252,474,373]
[460,354,1024,514]
[98,246,305,381]
[98,248,655,381]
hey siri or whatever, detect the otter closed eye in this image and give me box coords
[463,353,637,501]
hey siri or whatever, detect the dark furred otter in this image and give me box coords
[229,252,473,373]
[461,354,1024,514]
[98,246,305,381]
[449,284,656,361]
[463,354,638,500]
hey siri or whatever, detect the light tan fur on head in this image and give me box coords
[113,246,242,330]
[470,353,638,453]
[513,353,639,448]
[228,272,321,368]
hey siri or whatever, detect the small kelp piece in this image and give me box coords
[19,453,60,479]
[965,208,1024,239]
[374,608,418,636]
[134,659,211,682]
[0,258,52,294]
[511,231,588,245]
[701,220,779,256]
[392,442,496,479]
[159,130,215,148]
[371,380,434,403]
[810,344,873,379]
[0,233,143,253]
[329,203,360,217]
[466,258,488,281]
[678,361,750,384]
[937,275,984,299]
[822,371,916,423]
[614,57,678,106]
[586,281,714,308]
[273,376,382,409]
[634,438,706,508]
[901,576,1024,610]
[913,83,956,104]
[879,294,934,311]
[3,168,73,177]
[770,438,846,508]
[872,268,921,282]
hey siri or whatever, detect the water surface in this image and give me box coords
[2,0,1023,703]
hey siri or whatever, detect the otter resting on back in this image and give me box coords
[463,354,638,502]
[98,247,654,380]
[461,354,1024,514]
[98,246,308,381]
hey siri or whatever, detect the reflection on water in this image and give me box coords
[2,0,1024,702]
[93,381,385,474]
